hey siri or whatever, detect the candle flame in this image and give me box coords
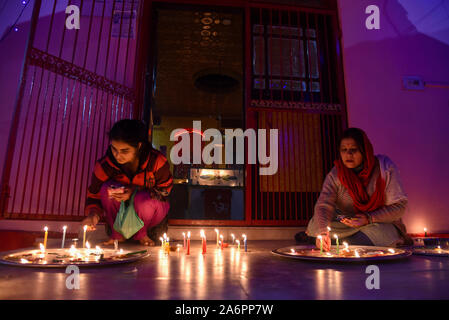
[354,250,360,258]
[236,240,240,244]
[163,233,167,240]
[242,234,247,240]
[63,225,67,230]
[69,245,76,256]
[220,235,223,240]
[231,234,235,239]
[187,231,191,238]
[159,237,163,241]
[86,241,91,249]
[182,232,185,237]
[333,234,338,239]
[437,246,441,249]
[119,249,124,254]
[200,230,205,238]
[424,227,427,232]
[83,225,87,231]
[44,226,48,232]
[388,248,395,254]
[20,258,30,264]
[290,249,295,253]
[215,228,219,233]
[317,235,322,240]
[327,226,331,232]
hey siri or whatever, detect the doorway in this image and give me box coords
[150,4,245,222]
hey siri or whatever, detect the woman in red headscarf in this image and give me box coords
[305,128,412,250]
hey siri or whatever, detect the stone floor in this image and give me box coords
[1,240,449,300]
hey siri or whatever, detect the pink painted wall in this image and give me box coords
[338,0,449,233]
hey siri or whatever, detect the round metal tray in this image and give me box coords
[0,247,150,268]
[272,245,412,262]
[412,248,449,257]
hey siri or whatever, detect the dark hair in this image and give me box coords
[108,119,151,150]
[339,127,366,157]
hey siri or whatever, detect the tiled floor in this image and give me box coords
[1,240,448,300]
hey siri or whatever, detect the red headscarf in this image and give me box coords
[334,130,386,213]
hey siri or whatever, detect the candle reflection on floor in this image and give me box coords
[315,269,343,300]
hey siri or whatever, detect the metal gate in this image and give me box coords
[245,4,346,226]
[0,0,143,220]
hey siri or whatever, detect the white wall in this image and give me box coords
[338,0,449,233]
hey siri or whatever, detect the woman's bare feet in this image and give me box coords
[139,235,155,246]
[101,237,125,246]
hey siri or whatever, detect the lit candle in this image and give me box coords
[39,243,45,253]
[231,233,235,245]
[236,240,240,251]
[388,248,395,254]
[318,235,323,254]
[183,232,186,248]
[69,245,76,256]
[343,241,349,252]
[86,241,91,255]
[43,226,48,250]
[186,232,191,255]
[327,226,331,232]
[424,227,427,237]
[82,225,87,248]
[61,225,67,249]
[95,246,103,255]
[200,230,207,254]
[354,249,360,258]
[242,234,247,252]
[159,237,164,247]
[215,229,219,247]
[334,234,339,255]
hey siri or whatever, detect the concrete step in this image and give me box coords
[1,220,305,242]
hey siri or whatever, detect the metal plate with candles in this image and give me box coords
[0,247,150,268]
[413,247,449,257]
[272,245,412,262]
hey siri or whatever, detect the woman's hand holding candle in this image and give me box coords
[316,232,331,252]
[81,212,100,231]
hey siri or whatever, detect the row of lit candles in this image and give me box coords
[41,225,89,251]
[160,229,248,255]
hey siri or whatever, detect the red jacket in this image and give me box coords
[85,145,173,216]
